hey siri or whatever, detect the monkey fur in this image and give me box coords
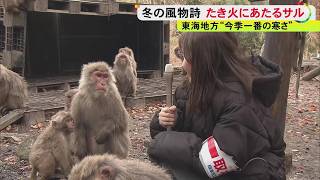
[113,53,137,97]
[29,111,75,180]
[0,64,28,114]
[69,154,172,180]
[70,62,130,160]
[118,47,137,77]
[64,89,79,111]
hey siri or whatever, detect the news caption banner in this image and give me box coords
[136,5,320,32]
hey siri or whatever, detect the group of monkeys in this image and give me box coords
[29,47,171,180]
[0,47,172,179]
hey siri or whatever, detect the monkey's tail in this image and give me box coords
[30,167,37,180]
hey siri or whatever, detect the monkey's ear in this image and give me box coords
[100,165,114,179]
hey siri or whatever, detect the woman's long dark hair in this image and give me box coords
[179,32,259,113]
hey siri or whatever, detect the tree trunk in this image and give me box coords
[301,66,320,81]
[261,33,300,138]
[260,0,301,140]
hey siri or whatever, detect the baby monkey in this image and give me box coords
[29,111,75,180]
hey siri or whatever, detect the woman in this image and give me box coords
[148,33,286,180]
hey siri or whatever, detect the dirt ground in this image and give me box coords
[285,74,320,180]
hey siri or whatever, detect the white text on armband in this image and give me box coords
[199,136,239,178]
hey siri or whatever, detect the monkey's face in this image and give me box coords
[51,112,75,131]
[115,54,130,68]
[119,48,133,57]
[65,117,75,130]
[91,70,109,92]
[174,47,184,61]
[80,62,115,97]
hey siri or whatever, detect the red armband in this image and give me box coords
[199,136,239,178]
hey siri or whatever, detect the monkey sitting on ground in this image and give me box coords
[69,154,172,180]
[29,111,75,180]
[118,47,137,77]
[3,0,33,14]
[0,64,28,115]
[112,53,137,97]
[71,62,130,160]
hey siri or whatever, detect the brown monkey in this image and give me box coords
[69,154,172,180]
[112,53,137,97]
[64,89,79,111]
[64,89,81,165]
[29,111,75,180]
[118,47,137,77]
[0,64,28,115]
[174,47,184,60]
[3,0,32,14]
[70,62,130,159]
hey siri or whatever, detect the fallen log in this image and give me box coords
[0,109,24,131]
[302,66,320,81]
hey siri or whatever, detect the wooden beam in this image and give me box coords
[302,66,320,81]
[0,109,24,131]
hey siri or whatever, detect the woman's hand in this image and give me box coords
[159,105,177,129]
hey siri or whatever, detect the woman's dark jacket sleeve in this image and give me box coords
[149,83,188,138]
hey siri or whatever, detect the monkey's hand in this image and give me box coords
[95,134,111,144]
[95,126,114,144]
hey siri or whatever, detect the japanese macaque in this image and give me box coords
[0,64,28,115]
[174,47,187,75]
[3,0,32,14]
[68,154,172,180]
[29,111,75,180]
[64,89,80,164]
[64,89,78,111]
[113,53,137,97]
[71,62,130,159]
[118,47,137,77]
[174,47,184,60]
